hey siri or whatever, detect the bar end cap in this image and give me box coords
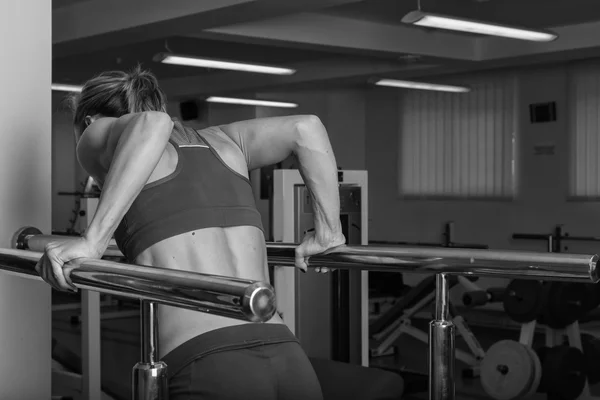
[243,282,277,322]
[11,226,42,249]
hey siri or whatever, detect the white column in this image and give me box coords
[0,0,52,399]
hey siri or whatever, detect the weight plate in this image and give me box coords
[503,280,544,323]
[581,333,600,385]
[523,345,542,398]
[542,345,587,400]
[543,283,587,329]
[480,340,536,400]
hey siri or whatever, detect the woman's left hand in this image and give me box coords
[35,237,104,292]
[295,229,346,273]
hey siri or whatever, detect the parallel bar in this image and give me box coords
[267,243,600,283]
[17,232,600,282]
[0,248,275,323]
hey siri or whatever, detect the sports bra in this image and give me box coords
[113,119,264,261]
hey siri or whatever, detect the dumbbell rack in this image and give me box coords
[511,229,600,400]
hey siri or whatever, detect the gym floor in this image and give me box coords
[51,293,600,400]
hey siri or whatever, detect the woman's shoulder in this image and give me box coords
[76,117,118,178]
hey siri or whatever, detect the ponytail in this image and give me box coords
[124,66,167,114]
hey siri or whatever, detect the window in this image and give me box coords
[398,75,517,199]
[568,62,600,199]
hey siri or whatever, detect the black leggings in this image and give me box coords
[163,323,323,400]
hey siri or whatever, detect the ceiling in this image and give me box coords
[323,0,600,29]
[53,36,349,83]
[52,0,600,100]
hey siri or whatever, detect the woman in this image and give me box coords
[36,67,346,399]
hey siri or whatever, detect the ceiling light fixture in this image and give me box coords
[374,78,470,93]
[154,53,296,76]
[206,96,298,108]
[52,83,83,92]
[402,10,558,42]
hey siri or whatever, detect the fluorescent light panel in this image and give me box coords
[402,11,557,42]
[52,83,83,92]
[206,96,298,108]
[375,79,470,93]
[155,53,296,76]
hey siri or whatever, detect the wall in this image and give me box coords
[366,66,571,249]
[0,0,52,398]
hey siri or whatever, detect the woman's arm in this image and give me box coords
[79,111,174,250]
[221,115,343,242]
[36,111,174,291]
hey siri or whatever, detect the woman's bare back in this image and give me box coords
[106,125,283,357]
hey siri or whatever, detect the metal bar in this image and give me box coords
[267,243,600,283]
[429,274,455,400]
[18,231,600,282]
[134,301,167,399]
[0,248,276,323]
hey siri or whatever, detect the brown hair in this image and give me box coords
[70,66,167,133]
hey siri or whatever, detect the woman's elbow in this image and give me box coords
[299,114,323,128]
[296,115,326,138]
